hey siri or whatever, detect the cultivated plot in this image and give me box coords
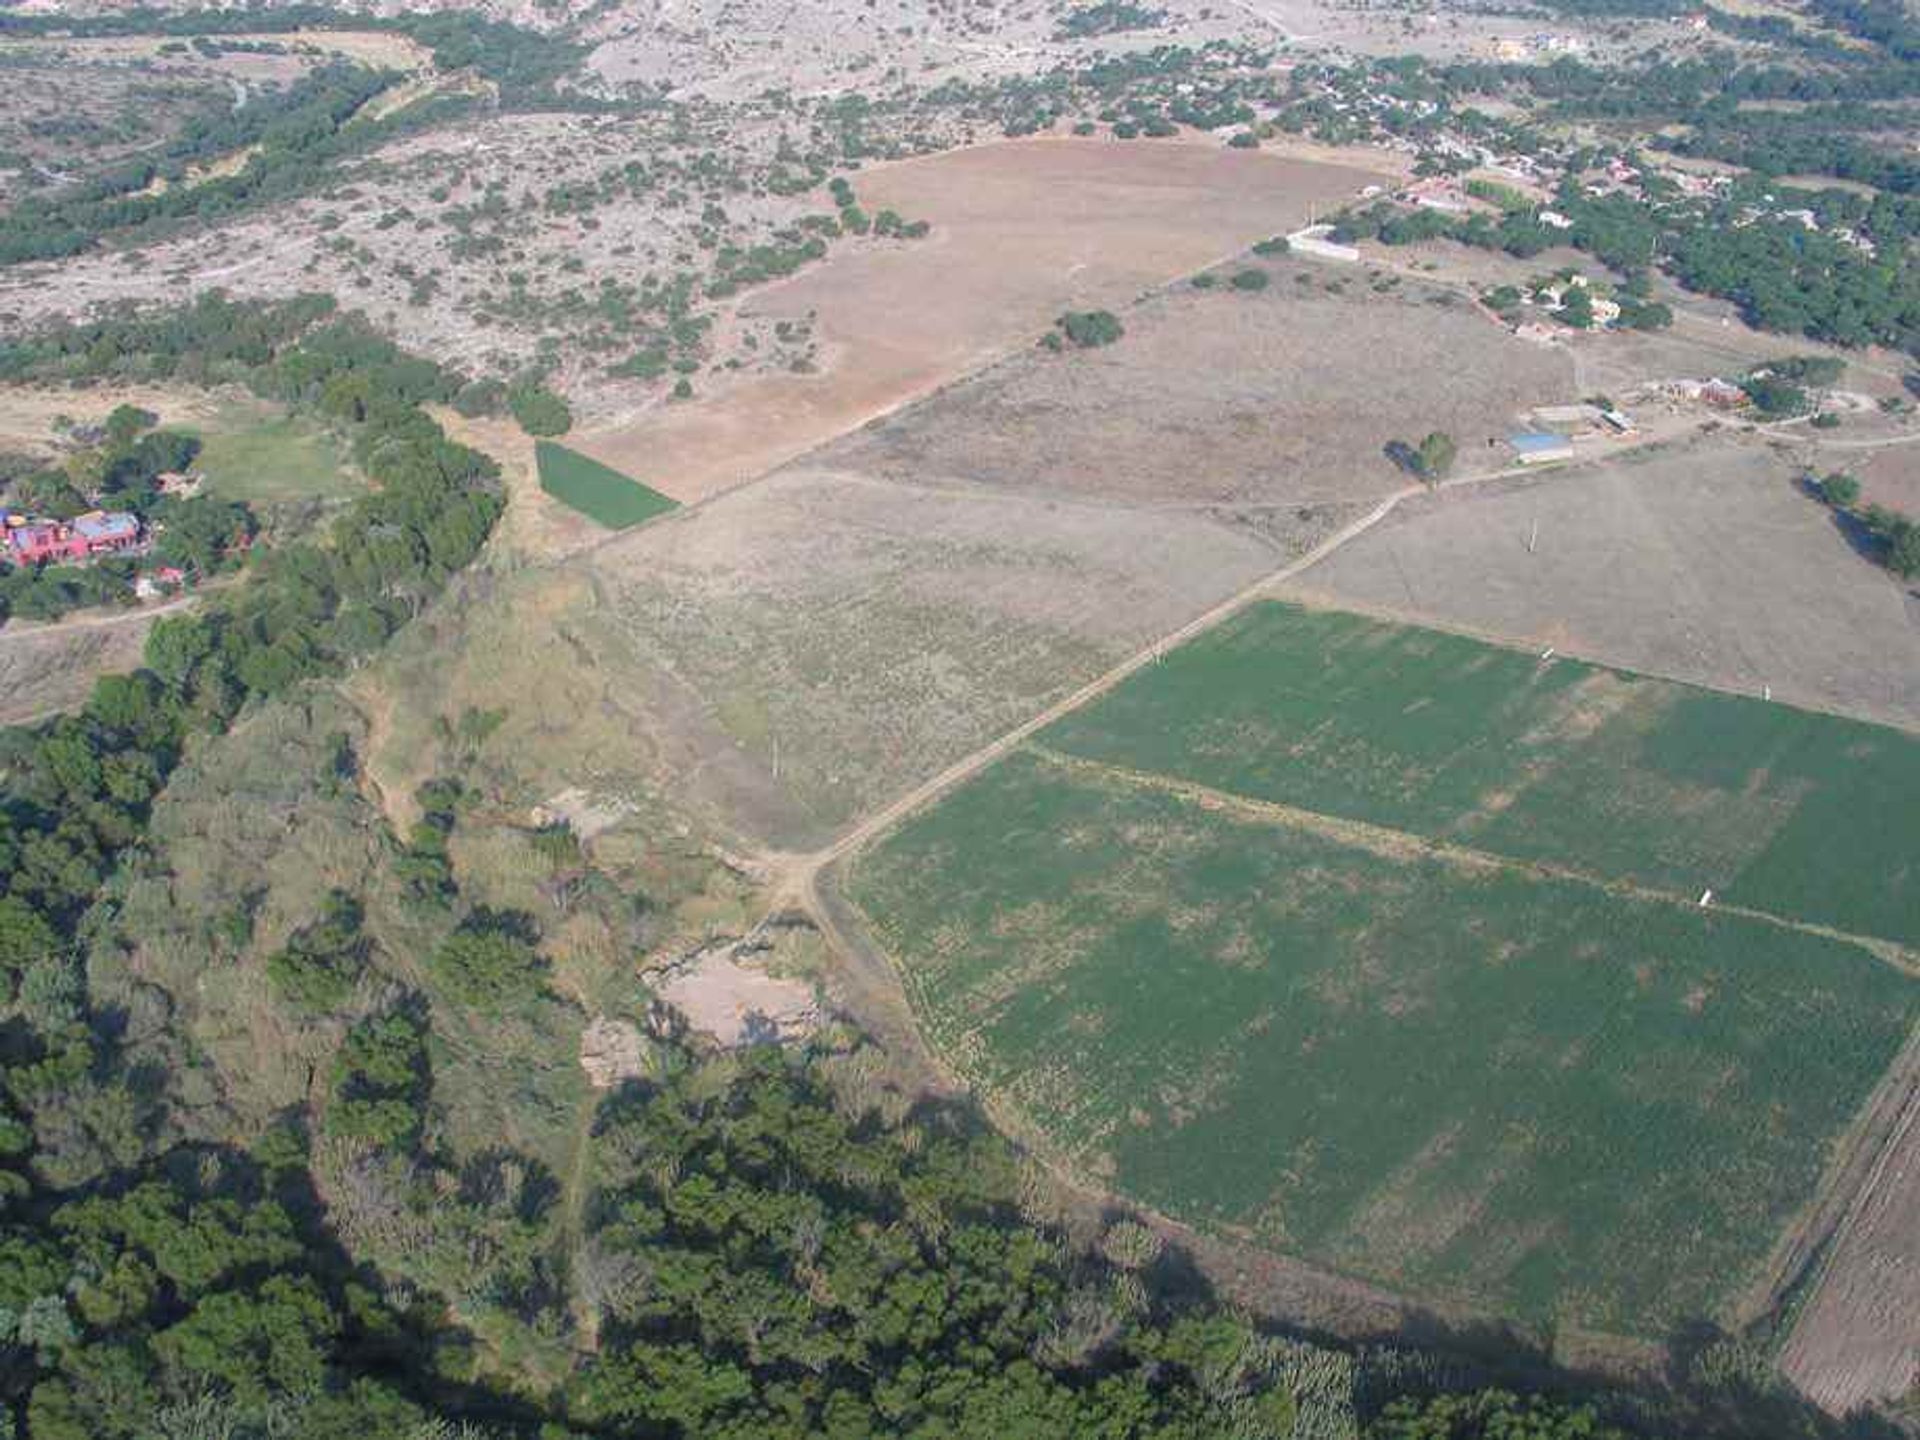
[825,257,1574,509]
[569,137,1386,501]
[1046,601,1920,949]
[573,467,1295,846]
[845,746,1914,1334]
[1286,437,1920,733]
[534,440,676,529]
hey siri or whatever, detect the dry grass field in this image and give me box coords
[824,255,1574,510]
[0,611,159,725]
[1286,434,1920,732]
[364,465,1296,851]
[568,138,1388,502]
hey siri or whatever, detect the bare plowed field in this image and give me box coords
[1778,1051,1920,1415]
[568,138,1386,502]
[1285,437,1920,733]
[824,258,1572,508]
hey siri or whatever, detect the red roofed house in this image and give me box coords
[4,510,142,566]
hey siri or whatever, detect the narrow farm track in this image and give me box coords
[1023,745,1920,975]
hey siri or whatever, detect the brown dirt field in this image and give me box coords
[822,256,1574,509]
[1777,1032,1920,1415]
[567,136,1388,502]
[0,609,160,724]
[1283,433,1920,732]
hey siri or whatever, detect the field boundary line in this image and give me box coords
[1022,744,1920,976]
[809,487,1412,874]
[1760,1021,1920,1336]
[1774,1028,1920,1413]
[1276,583,1920,739]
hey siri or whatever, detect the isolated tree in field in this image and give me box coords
[1415,431,1456,481]
[1052,310,1124,349]
[1820,471,1859,508]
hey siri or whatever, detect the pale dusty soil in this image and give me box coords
[568,136,1390,503]
[0,613,157,725]
[427,407,606,566]
[653,945,819,1047]
[0,30,434,70]
[0,382,225,457]
[824,255,1574,509]
[1284,434,1920,732]
[1777,1035,1920,1415]
[1846,442,1920,515]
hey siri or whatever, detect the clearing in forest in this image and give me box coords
[842,603,1920,1336]
[535,441,677,530]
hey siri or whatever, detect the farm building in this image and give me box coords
[3,510,143,566]
[1509,432,1576,465]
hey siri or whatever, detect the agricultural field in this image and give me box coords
[824,253,1574,510]
[1288,435,1920,734]
[1045,601,1920,949]
[842,609,1920,1335]
[355,464,1314,852]
[534,439,675,529]
[568,138,1385,501]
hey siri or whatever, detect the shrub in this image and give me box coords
[507,384,572,437]
[1054,310,1124,348]
[1230,268,1270,292]
[1819,473,1859,507]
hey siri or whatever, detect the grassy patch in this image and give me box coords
[535,441,677,529]
[1044,602,1920,949]
[185,403,362,503]
[848,747,1915,1334]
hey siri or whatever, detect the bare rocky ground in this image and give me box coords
[0,103,903,414]
[1284,432,1920,732]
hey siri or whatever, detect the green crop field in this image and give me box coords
[1045,602,1920,950]
[846,603,1920,1336]
[185,404,362,503]
[535,441,677,529]
[847,748,1916,1334]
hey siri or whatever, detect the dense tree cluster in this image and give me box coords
[566,1047,1305,1438]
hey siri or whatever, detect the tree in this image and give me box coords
[1415,431,1456,481]
[507,384,572,437]
[430,913,544,1010]
[1559,284,1595,329]
[1820,471,1860,507]
[266,891,368,1013]
[1052,310,1124,348]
